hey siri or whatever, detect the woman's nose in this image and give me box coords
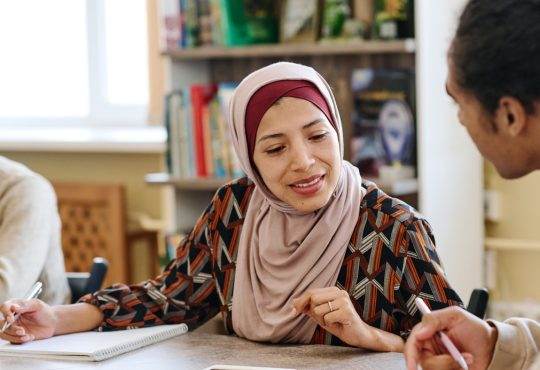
[289,144,315,171]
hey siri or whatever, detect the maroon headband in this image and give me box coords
[245,80,336,160]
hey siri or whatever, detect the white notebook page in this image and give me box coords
[0,323,188,361]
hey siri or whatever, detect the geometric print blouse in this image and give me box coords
[82,177,463,345]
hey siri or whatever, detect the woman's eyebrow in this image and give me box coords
[257,119,325,144]
[302,119,324,130]
[257,132,284,144]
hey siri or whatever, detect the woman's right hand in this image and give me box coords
[0,298,57,343]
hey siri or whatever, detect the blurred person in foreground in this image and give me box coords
[404,0,540,369]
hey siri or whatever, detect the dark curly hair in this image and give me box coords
[450,0,540,115]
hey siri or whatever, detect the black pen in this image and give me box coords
[1,281,43,333]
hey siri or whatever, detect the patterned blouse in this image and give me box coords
[82,177,462,345]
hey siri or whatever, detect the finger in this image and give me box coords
[421,354,464,370]
[305,288,342,308]
[321,309,353,327]
[0,302,22,324]
[0,327,29,342]
[415,306,473,340]
[405,325,428,370]
[292,292,313,315]
[4,333,35,345]
[312,300,334,318]
[292,287,341,314]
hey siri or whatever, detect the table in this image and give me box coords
[2,332,406,370]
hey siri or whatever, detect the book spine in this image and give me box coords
[158,0,182,50]
[182,86,196,177]
[190,84,208,177]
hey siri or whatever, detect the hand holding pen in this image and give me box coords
[414,297,469,370]
[0,281,58,344]
[404,299,498,370]
[1,281,43,333]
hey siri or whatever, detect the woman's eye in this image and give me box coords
[265,145,284,155]
[310,132,328,141]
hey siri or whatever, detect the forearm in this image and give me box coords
[52,303,103,335]
[356,326,405,352]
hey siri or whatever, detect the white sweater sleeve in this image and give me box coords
[0,175,57,302]
[487,318,540,370]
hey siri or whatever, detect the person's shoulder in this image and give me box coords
[0,156,55,200]
[215,176,255,197]
[361,179,424,228]
[0,155,36,180]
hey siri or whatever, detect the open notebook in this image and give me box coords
[0,323,188,361]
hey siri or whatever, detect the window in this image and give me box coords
[0,0,149,127]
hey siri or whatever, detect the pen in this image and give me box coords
[414,297,468,370]
[1,281,43,333]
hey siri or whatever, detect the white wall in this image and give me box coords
[416,0,484,301]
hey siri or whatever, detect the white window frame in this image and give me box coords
[0,0,149,129]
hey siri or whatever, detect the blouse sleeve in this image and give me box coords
[394,217,463,338]
[80,195,221,331]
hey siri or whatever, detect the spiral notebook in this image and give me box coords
[0,324,188,362]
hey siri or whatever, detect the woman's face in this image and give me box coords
[252,97,341,212]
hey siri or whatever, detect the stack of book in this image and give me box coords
[164,83,243,180]
[158,0,278,49]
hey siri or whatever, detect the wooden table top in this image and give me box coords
[1,331,406,370]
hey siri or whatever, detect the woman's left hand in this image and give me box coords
[292,287,404,352]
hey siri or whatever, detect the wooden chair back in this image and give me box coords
[53,182,128,287]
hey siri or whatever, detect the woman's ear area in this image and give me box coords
[494,96,527,137]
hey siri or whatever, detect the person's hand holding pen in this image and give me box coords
[404,303,498,370]
[0,281,57,344]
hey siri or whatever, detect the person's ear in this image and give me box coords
[494,96,527,136]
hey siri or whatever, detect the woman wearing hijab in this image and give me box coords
[0,62,461,352]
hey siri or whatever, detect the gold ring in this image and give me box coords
[328,301,333,312]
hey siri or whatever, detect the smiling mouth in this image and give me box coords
[290,175,324,188]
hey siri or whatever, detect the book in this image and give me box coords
[350,68,416,179]
[0,324,188,362]
[158,0,182,50]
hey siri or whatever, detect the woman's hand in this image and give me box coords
[292,287,403,352]
[0,298,57,343]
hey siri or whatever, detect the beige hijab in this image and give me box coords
[229,62,364,343]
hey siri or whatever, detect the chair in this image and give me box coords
[67,257,109,303]
[53,182,128,287]
[466,288,490,319]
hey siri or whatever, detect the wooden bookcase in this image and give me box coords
[148,39,416,232]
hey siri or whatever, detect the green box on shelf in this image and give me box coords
[219,0,278,46]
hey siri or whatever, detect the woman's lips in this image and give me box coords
[289,175,324,195]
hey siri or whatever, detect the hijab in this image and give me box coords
[229,61,365,343]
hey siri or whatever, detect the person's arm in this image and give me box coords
[0,176,57,302]
[487,318,540,370]
[0,300,103,344]
[79,191,222,331]
[1,187,224,344]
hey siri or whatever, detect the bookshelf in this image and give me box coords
[162,39,415,59]
[145,173,231,190]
